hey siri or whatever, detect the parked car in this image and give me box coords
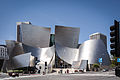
[8,72,19,77]
[102,69,109,72]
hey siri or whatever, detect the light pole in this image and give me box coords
[60,61,63,74]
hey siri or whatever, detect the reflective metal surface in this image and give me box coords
[3,40,16,70]
[78,39,110,65]
[56,43,79,65]
[12,52,35,69]
[55,25,80,48]
[19,24,51,48]
[55,25,80,66]
[23,44,55,66]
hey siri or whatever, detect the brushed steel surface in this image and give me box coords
[78,39,110,65]
[56,43,79,65]
[20,24,51,48]
[55,25,80,48]
[3,40,16,70]
[4,41,25,70]
[55,25,80,65]
[12,52,34,69]
[23,44,55,66]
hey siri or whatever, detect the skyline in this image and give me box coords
[0,0,120,54]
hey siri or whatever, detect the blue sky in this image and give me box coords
[0,0,120,54]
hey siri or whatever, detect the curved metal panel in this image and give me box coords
[12,52,34,69]
[56,43,79,64]
[20,24,51,48]
[23,44,55,66]
[78,39,110,65]
[55,25,80,48]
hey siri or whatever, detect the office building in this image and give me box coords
[0,45,8,71]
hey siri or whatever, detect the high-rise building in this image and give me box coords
[89,32,107,47]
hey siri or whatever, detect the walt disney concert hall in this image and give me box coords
[2,22,110,72]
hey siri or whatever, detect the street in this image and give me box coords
[2,71,120,80]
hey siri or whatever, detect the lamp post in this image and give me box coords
[60,61,63,74]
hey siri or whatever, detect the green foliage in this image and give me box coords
[7,70,23,73]
[93,63,100,68]
[110,64,115,68]
[111,56,120,66]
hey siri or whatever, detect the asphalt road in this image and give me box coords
[2,71,120,80]
[3,74,120,80]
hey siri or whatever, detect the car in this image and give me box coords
[102,69,109,72]
[8,72,19,77]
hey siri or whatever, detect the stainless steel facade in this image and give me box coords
[23,44,55,66]
[56,43,79,65]
[3,40,16,70]
[2,22,111,72]
[78,39,110,66]
[3,23,55,72]
[55,25,80,48]
[89,32,107,48]
[12,52,35,69]
[55,25,80,67]
[55,25,110,69]
[19,23,51,48]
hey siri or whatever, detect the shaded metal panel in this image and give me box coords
[78,39,110,66]
[3,41,25,70]
[12,52,34,69]
[12,42,24,57]
[79,60,88,70]
[23,44,55,66]
[20,24,51,48]
[5,40,16,56]
[55,25,80,48]
[3,40,16,70]
[56,43,79,64]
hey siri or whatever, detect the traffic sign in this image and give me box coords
[117,58,120,62]
[98,58,102,63]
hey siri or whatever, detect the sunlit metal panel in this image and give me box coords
[78,39,110,66]
[23,44,55,66]
[12,52,35,69]
[20,24,51,48]
[56,43,79,65]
